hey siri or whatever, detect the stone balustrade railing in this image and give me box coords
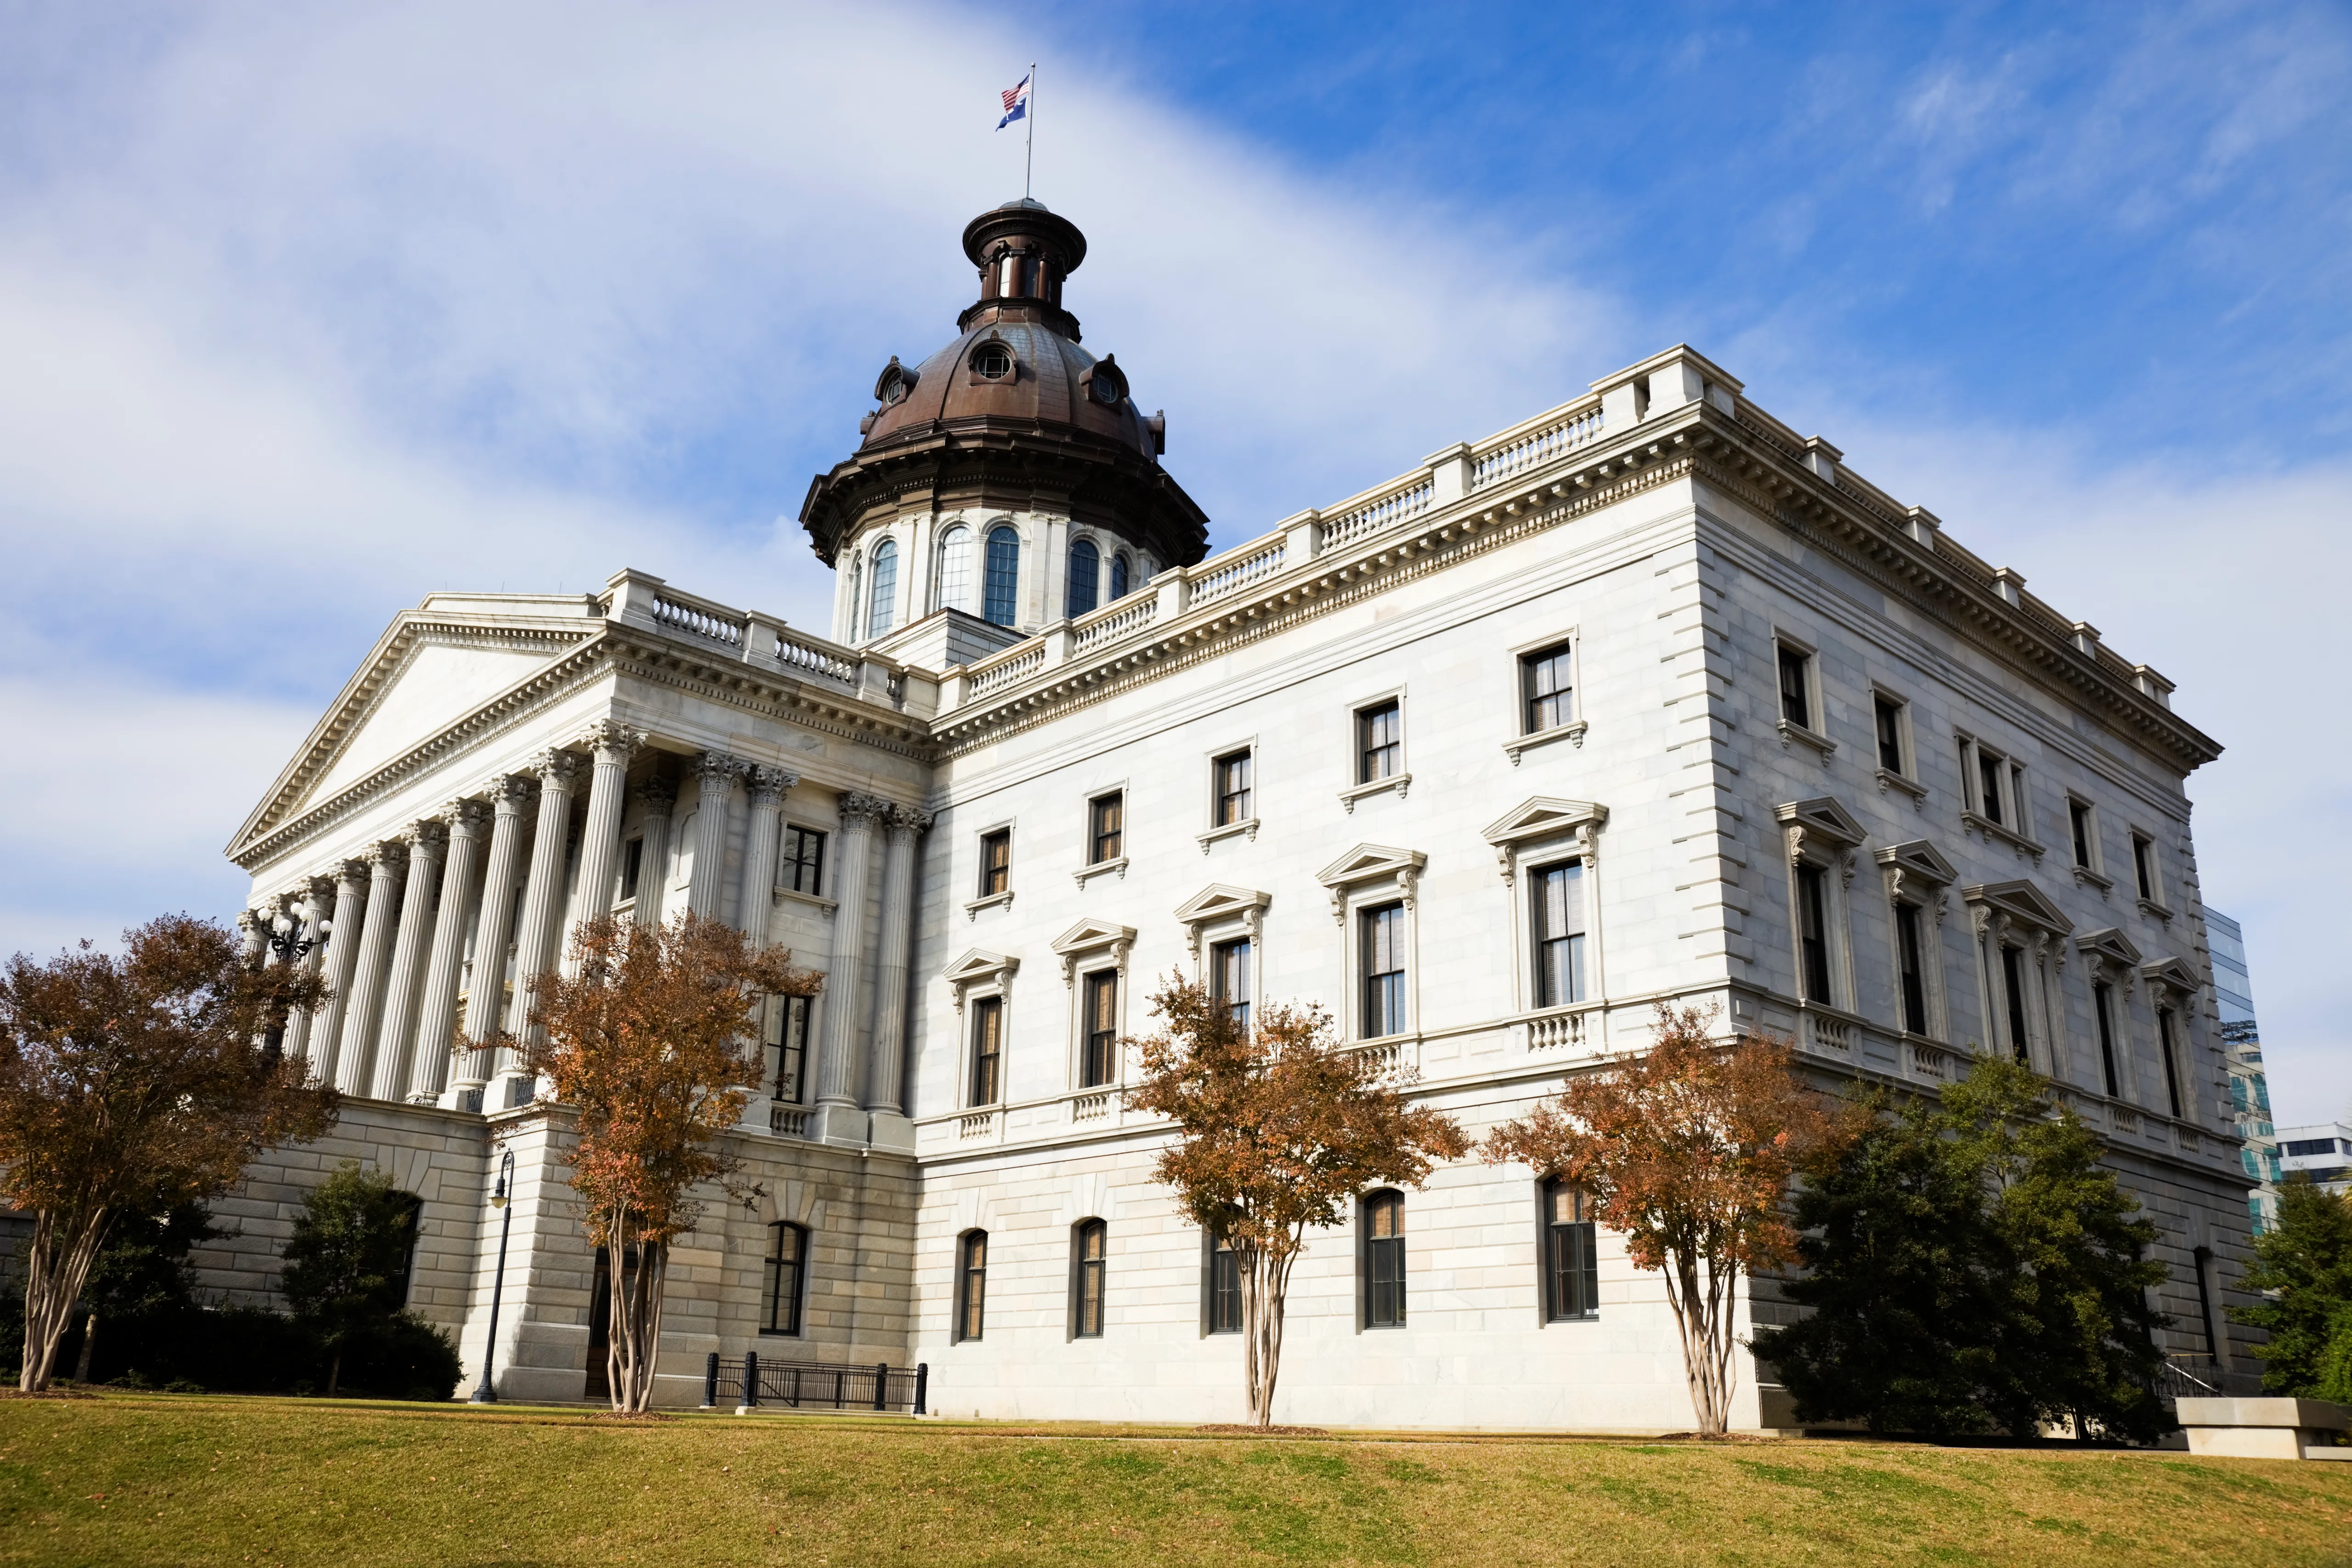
[651,590,746,647]
[775,631,859,685]
[1470,399,1604,490]
[1071,593,1159,655]
[1189,534,1287,606]
[1320,476,1435,550]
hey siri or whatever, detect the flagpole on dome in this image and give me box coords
[1025,61,1037,199]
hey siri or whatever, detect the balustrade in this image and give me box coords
[1189,536,1286,605]
[1320,478,1434,550]
[651,593,745,647]
[1470,402,1605,490]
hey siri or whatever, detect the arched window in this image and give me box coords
[1207,1229,1242,1334]
[866,538,899,638]
[955,1230,988,1342]
[761,1221,808,1336]
[983,526,1021,627]
[1543,1181,1598,1322]
[1109,553,1130,601]
[937,524,972,614]
[1072,1219,1107,1338]
[1066,538,1099,619]
[1364,1191,1406,1329]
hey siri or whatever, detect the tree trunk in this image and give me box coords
[73,1313,96,1384]
[19,1203,110,1393]
[326,1348,342,1398]
[1659,1243,1736,1436]
[1242,1244,1298,1428]
[606,1231,670,1414]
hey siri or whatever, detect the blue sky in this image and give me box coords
[1,0,2346,1116]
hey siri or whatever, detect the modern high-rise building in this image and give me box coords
[2208,911,2279,1231]
[2275,1123,2352,1196]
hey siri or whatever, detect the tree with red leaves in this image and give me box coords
[1127,976,1468,1428]
[0,914,336,1391]
[1484,1003,1848,1435]
[516,913,817,1412]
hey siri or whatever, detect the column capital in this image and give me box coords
[531,749,586,790]
[441,797,491,834]
[746,765,799,804]
[364,840,408,872]
[838,791,893,827]
[236,907,269,938]
[491,773,537,810]
[304,873,341,902]
[885,804,935,834]
[635,776,679,812]
[400,819,449,856]
[334,858,370,886]
[580,720,645,761]
[693,750,750,788]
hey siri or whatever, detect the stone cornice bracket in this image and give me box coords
[745,765,800,804]
[885,803,936,833]
[579,719,645,760]
[837,791,894,826]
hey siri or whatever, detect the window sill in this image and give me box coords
[2137,897,2173,923]
[1778,718,1836,762]
[756,1328,803,1338]
[1962,810,2046,861]
[2071,865,2114,895]
[964,889,1015,921]
[1544,1313,1601,1326]
[1072,856,1129,888]
[1874,766,1927,803]
[1197,817,1261,853]
[773,886,839,915]
[1339,772,1411,812]
[1504,720,1586,766]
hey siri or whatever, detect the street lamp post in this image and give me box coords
[469,1148,518,1404]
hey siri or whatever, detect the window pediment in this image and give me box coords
[943,948,1019,1012]
[1963,879,2073,940]
[1173,883,1268,957]
[1314,844,1427,923]
[2075,926,2143,975]
[1876,838,1957,905]
[1776,796,1867,849]
[1481,798,1607,882]
[1051,919,1137,986]
[2139,954,2198,998]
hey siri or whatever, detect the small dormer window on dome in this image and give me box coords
[874,356,916,407]
[1081,354,1126,407]
[971,342,1015,381]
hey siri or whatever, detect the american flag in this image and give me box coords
[997,74,1031,130]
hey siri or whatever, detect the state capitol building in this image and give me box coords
[206,199,2251,1428]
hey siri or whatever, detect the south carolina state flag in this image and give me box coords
[997,74,1030,129]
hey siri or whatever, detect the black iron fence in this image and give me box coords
[2154,1357,2266,1403]
[703,1351,927,1415]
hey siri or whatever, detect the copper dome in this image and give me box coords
[799,201,1208,570]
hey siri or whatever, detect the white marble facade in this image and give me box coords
[212,341,2255,1427]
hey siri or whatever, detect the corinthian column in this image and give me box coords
[813,792,888,1115]
[865,805,931,1118]
[283,876,336,1069]
[737,766,798,940]
[457,776,534,1098]
[632,777,677,927]
[686,752,746,922]
[407,799,488,1102]
[308,861,369,1087]
[237,908,268,963]
[565,722,643,967]
[334,841,408,1097]
[370,821,447,1100]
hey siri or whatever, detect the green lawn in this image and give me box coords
[2,1393,2349,1567]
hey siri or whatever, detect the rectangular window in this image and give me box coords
[766,994,812,1104]
[2001,945,2030,1065]
[2009,764,2031,838]
[760,1223,806,1336]
[1211,938,1252,1033]
[1777,643,1813,730]
[1978,751,2007,826]
[1521,642,1574,735]
[1081,970,1119,1087]
[2069,800,2094,870]
[780,826,827,896]
[956,1231,987,1343]
[1796,865,1832,1004]
[1873,694,1906,774]
[978,829,1011,897]
[2158,1007,2182,1119]
[619,836,645,901]
[1544,1183,1600,1322]
[2093,981,2120,1098]
[1214,751,1253,826]
[968,996,1003,1106]
[1895,902,1928,1036]
[1088,792,1124,864]
[1209,1233,1242,1334]
[1073,1221,1106,1340]
[1357,700,1402,782]
[2132,834,2156,903]
[1360,902,1407,1039]
[1530,862,1586,1008]
[1365,1193,1406,1329]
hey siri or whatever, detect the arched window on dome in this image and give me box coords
[866,538,899,638]
[1109,552,1131,602]
[1066,538,1099,620]
[984,526,1020,627]
[936,524,973,614]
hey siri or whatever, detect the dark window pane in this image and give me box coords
[1066,539,1100,619]
[1109,554,1130,600]
[2001,945,2030,1065]
[1210,1233,1242,1333]
[761,1223,805,1336]
[983,527,1021,627]
[781,826,827,896]
[2070,802,2093,869]
[1895,903,1928,1035]
[1979,753,2006,825]
[2158,1008,2182,1119]
[979,830,1011,897]
[1358,701,1402,783]
[1215,751,1253,826]
[1778,646,1811,730]
[957,1232,988,1342]
[620,837,644,901]
[1361,902,1406,1038]
[1211,939,1251,1033]
[2094,982,2119,1098]
[1083,971,1118,1087]
[1874,696,1904,773]
[1531,862,1586,1007]
[1797,865,1832,1004]
[1075,1220,1106,1338]
[970,997,1002,1106]
[1365,1193,1406,1328]
[767,994,812,1104]
[1545,1183,1599,1321]
[2133,838,2154,901]
[1090,793,1123,864]
[867,539,899,637]
[1521,643,1573,734]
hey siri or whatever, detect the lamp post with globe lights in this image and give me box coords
[469,1148,518,1404]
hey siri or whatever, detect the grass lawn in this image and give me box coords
[2,1393,2349,1567]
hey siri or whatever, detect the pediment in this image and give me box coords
[1776,796,1867,848]
[942,948,1020,986]
[1875,838,1959,885]
[308,640,571,804]
[1962,878,2073,936]
[1172,883,1271,926]
[2075,926,2143,970]
[1481,797,1608,848]
[1315,843,1427,889]
[2139,955,2199,996]
[1051,918,1138,957]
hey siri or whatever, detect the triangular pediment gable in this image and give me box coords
[942,948,1020,987]
[2138,954,2199,996]
[1051,919,1138,957]
[1963,878,2074,936]
[2075,927,2143,970]
[1875,839,1960,885]
[1775,796,1867,847]
[1481,797,1608,848]
[1315,843,1427,889]
[1172,883,1271,926]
